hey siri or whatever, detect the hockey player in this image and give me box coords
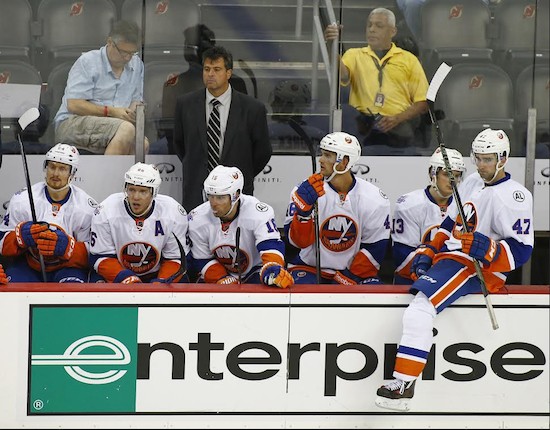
[375,129,534,411]
[0,143,97,282]
[284,131,391,284]
[89,162,189,283]
[392,147,466,284]
[187,165,293,287]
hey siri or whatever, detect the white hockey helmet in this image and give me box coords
[470,128,510,181]
[429,147,466,177]
[124,162,162,197]
[203,165,244,204]
[471,128,510,160]
[43,143,79,176]
[319,132,361,175]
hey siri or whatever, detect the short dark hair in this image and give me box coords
[202,46,233,70]
[110,20,140,45]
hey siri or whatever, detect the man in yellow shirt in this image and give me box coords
[325,8,429,150]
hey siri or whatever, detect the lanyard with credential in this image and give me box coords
[371,56,390,107]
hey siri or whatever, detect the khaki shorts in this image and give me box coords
[55,115,124,154]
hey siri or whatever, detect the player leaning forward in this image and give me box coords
[0,143,97,282]
[375,129,534,411]
[285,132,391,284]
[89,162,189,283]
[187,165,293,287]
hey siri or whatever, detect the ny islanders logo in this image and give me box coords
[452,202,477,238]
[320,215,358,251]
[213,245,249,273]
[120,242,159,274]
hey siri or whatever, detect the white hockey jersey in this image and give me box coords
[285,177,391,274]
[1,182,97,242]
[90,193,189,276]
[392,187,456,277]
[435,172,534,290]
[188,194,284,279]
[0,182,97,270]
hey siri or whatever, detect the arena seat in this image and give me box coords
[431,62,514,156]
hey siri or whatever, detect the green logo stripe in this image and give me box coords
[29,307,138,413]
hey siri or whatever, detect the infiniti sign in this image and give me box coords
[351,163,370,176]
[155,163,175,174]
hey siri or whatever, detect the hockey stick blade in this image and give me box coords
[427,63,452,103]
[18,107,40,132]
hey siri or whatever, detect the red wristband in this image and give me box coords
[103,105,109,117]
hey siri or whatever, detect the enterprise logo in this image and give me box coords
[31,335,130,385]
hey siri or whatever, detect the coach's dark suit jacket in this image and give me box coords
[174,88,272,212]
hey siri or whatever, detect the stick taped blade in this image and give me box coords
[18,107,40,131]
[427,63,452,102]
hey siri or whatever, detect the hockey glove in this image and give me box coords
[461,232,500,266]
[260,262,294,289]
[410,244,438,281]
[291,173,325,216]
[333,269,362,285]
[15,221,49,249]
[36,227,75,260]
[217,275,239,285]
[0,264,8,285]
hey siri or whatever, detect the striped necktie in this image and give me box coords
[207,98,221,172]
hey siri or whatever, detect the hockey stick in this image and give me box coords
[18,108,47,282]
[162,232,188,284]
[427,63,499,330]
[287,118,322,284]
[234,226,242,284]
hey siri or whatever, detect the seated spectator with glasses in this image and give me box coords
[54,20,148,155]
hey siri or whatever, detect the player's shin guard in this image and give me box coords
[375,292,435,412]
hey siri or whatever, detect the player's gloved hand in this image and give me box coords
[260,262,294,288]
[333,268,362,285]
[461,232,500,266]
[410,244,438,281]
[0,264,8,285]
[36,227,75,260]
[291,173,325,216]
[15,221,49,249]
[217,275,239,285]
[121,275,142,284]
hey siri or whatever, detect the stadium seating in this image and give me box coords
[0,0,33,62]
[431,62,514,155]
[41,60,73,144]
[491,0,550,80]
[0,60,49,150]
[143,60,190,144]
[419,0,493,79]
[36,0,117,76]
[121,0,199,62]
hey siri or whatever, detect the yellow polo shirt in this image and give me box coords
[341,43,429,116]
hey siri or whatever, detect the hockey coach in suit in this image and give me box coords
[173,46,272,212]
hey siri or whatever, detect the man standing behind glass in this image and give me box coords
[54,20,148,155]
[325,8,428,149]
[173,46,272,212]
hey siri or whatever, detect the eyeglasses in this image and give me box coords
[112,39,139,58]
